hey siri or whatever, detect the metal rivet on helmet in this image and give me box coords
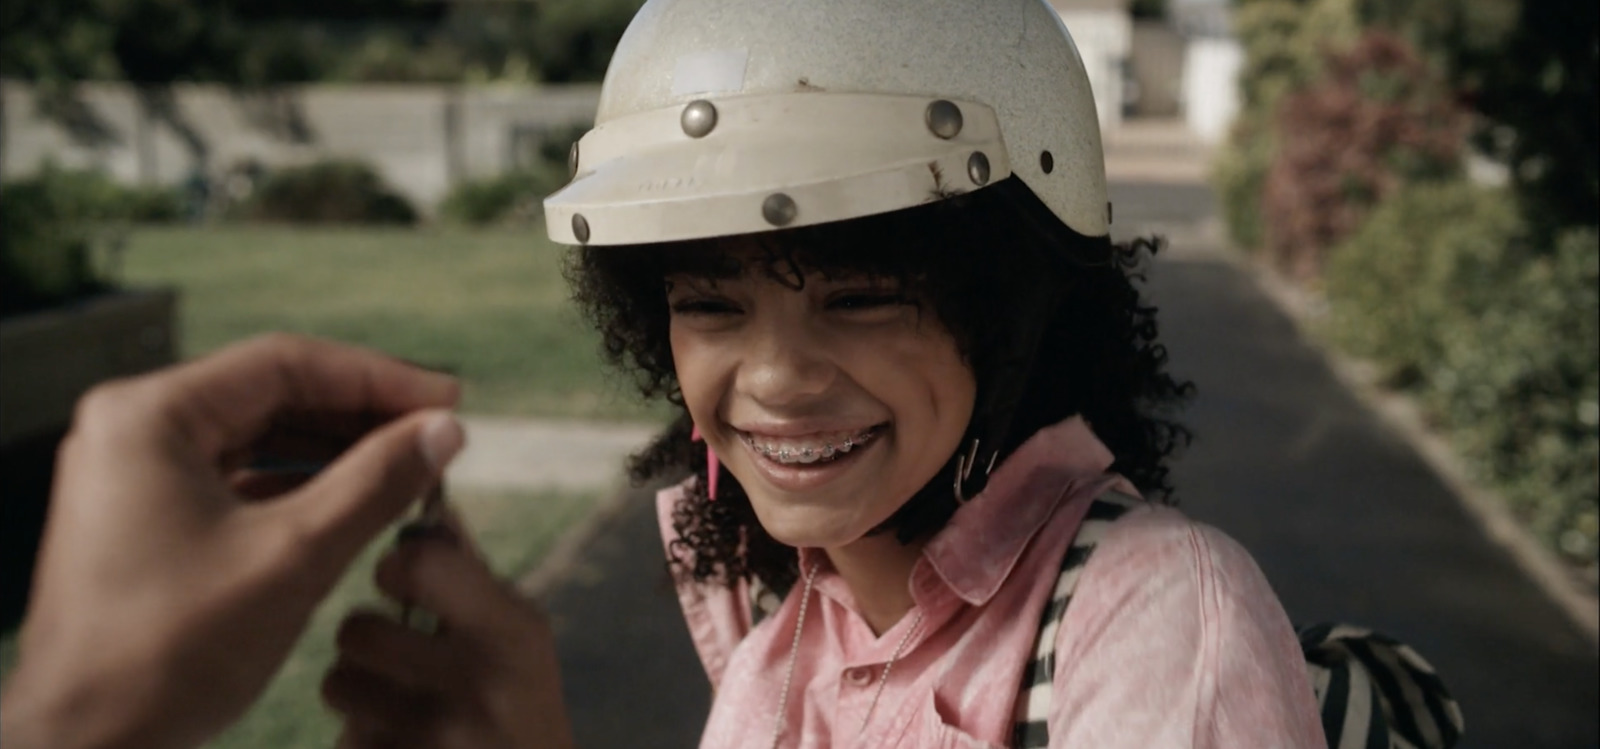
[572,213,591,243]
[680,100,718,138]
[925,100,963,140]
[762,193,798,226]
[1040,150,1054,174]
[568,141,580,177]
[967,152,991,186]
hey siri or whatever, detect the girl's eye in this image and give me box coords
[670,298,741,316]
[828,292,913,311]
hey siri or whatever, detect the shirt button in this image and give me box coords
[844,666,875,686]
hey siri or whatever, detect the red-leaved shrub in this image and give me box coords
[1261,30,1465,281]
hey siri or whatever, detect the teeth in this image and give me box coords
[741,428,877,465]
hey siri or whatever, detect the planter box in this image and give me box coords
[0,288,178,448]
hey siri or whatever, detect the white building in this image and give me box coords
[1170,0,1243,143]
[1049,0,1134,131]
[1051,0,1245,142]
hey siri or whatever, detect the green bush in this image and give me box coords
[1212,115,1275,253]
[438,166,567,226]
[0,184,102,317]
[1428,228,1599,562]
[230,160,417,225]
[1326,181,1599,563]
[0,165,183,224]
[122,184,187,222]
[1326,181,1519,382]
[0,165,179,317]
[1233,0,1341,117]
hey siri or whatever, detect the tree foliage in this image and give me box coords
[1356,0,1599,236]
[1131,0,1169,20]
[0,0,646,86]
[1,0,446,86]
[523,0,648,82]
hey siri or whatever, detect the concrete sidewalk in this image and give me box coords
[446,416,658,493]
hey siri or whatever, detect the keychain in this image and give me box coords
[395,481,453,634]
[245,405,457,634]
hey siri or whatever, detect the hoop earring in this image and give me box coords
[953,438,996,504]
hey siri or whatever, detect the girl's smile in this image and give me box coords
[734,423,884,490]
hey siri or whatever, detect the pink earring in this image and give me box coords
[690,424,720,501]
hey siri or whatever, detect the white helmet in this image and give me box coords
[544,0,1108,246]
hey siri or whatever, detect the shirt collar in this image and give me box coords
[919,416,1121,606]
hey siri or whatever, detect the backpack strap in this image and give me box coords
[1297,623,1464,749]
[1007,494,1465,749]
[1010,490,1141,748]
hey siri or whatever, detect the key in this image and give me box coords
[395,481,453,634]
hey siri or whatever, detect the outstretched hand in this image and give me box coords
[323,516,576,749]
[0,334,464,749]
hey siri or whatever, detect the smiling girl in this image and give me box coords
[551,0,1329,740]
[563,187,1325,746]
[320,0,1456,747]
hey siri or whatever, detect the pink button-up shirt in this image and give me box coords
[657,418,1325,748]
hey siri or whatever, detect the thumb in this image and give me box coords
[288,409,465,573]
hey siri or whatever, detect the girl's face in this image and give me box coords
[667,251,976,550]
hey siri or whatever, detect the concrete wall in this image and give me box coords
[1,82,601,212]
[1053,8,1133,130]
[1181,36,1243,143]
[2,19,1203,212]
[1130,21,1186,117]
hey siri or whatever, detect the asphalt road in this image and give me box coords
[539,180,1598,749]
[1148,248,1598,749]
[540,478,711,749]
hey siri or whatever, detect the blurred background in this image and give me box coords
[0,0,1594,747]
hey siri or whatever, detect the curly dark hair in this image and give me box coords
[566,177,1194,596]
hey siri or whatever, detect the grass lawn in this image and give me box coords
[0,488,604,748]
[119,225,666,421]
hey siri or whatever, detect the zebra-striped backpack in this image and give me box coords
[1011,492,1466,749]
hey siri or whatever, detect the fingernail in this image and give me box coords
[418,412,465,473]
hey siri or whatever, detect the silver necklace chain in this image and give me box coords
[770,561,821,749]
[768,561,927,749]
[856,607,925,737]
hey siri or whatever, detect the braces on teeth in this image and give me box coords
[743,430,876,464]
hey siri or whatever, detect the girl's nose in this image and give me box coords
[735,319,836,409]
